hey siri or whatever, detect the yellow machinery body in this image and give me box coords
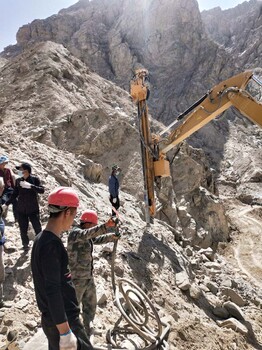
[130,69,262,222]
[153,159,170,177]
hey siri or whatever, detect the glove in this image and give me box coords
[112,198,117,204]
[59,330,77,350]
[105,218,117,228]
[20,181,32,189]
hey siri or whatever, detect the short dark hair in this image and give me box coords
[49,211,63,219]
[49,207,76,218]
[16,162,32,174]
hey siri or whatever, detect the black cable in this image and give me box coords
[177,92,209,120]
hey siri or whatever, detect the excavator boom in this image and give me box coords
[130,69,155,224]
[161,71,262,154]
[130,69,262,222]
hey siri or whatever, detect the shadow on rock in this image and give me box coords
[126,229,184,291]
[4,253,32,302]
[245,321,262,350]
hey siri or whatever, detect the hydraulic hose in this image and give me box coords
[96,227,170,350]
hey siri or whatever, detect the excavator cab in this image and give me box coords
[245,74,262,103]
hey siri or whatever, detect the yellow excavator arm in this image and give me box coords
[160,71,262,155]
[130,69,156,223]
[130,69,262,223]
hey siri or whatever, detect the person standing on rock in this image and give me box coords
[108,164,121,216]
[67,209,119,335]
[5,162,44,252]
[31,187,93,350]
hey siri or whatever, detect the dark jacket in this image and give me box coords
[6,175,44,214]
[31,230,80,325]
[108,174,119,198]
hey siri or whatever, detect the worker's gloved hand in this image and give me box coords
[105,218,117,228]
[20,181,32,189]
[59,330,77,350]
[112,197,117,204]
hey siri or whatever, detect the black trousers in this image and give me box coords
[109,195,120,216]
[17,212,42,247]
[41,316,93,350]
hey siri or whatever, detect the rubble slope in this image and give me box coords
[0,40,262,350]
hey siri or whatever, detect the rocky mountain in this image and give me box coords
[201,0,262,68]
[0,36,262,350]
[0,0,261,349]
[1,0,237,125]
[2,0,260,175]
[0,41,231,248]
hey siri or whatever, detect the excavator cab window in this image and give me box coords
[246,75,262,103]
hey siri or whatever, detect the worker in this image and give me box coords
[31,187,93,350]
[0,155,17,221]
[4,162,44,251]
[108,164,121,216]
[67,209,119,335]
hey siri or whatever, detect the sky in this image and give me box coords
[197,0,247,11]
[0,0,247,52]
[0,0,77,51]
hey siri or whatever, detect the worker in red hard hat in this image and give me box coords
[67,209,119,336]
[31,187,93,350]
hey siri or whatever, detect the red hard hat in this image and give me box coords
[48,187,80,207]
[80,210,98,225]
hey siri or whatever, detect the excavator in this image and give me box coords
[130,69,262,224]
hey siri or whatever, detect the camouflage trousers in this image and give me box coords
[73,277,97,335]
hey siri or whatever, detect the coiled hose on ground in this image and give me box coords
[93,234,170,350]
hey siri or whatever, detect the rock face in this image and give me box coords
[0,58,7,68]
[201,0,262,68]
[0,2,261,349]
[0,41,143,195]
[1,0,236,125]
[0,0,259,250]
[0,41,231,245]
[171,144,229,248]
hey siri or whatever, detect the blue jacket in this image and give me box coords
[108,175,119,197]
[0,218,5,245]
